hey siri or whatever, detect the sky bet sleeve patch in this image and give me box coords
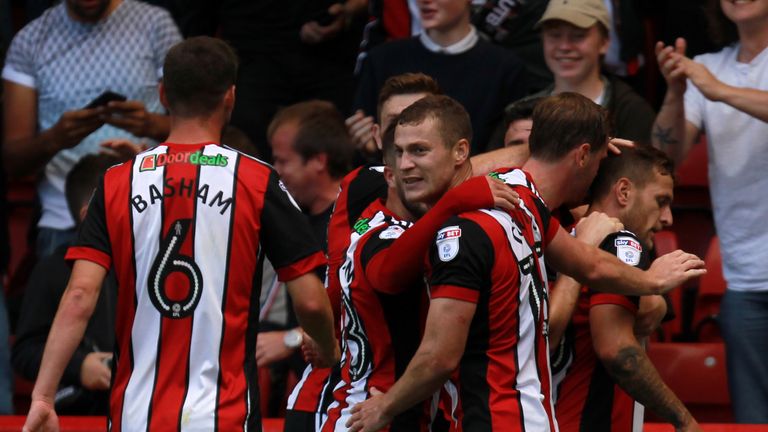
[614,235,643,266]
[436,226,462,262]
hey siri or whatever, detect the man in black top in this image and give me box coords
[13,154,119,415]
[354,0,527,154]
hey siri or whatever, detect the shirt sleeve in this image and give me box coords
[588,231,649,314]
[2,22,38,88]
[65,176,112,269]
[260,171,326,282]
[428,216,494,304]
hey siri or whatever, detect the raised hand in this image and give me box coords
[656,38,688,94]
[681,57,726,102]
[345,110,377,155]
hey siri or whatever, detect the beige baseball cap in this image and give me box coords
[536,0,611,30]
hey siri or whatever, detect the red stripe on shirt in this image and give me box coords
[216,155,265,428]
[591,293,639,314]
[65,246,111,270]
[430,285,480,303]
[276,251,326,281]
[104,161,138,432]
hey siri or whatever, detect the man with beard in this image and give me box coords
[554,146,701,432]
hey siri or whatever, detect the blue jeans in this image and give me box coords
[36,227,77,259]
[0,284,12,414]
[720,289,768,423]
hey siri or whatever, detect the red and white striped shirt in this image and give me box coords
[67,143,325,431]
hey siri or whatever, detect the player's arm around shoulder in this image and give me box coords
[547,226,705,296]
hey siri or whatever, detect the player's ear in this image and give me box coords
[372,123,383,151]
[159,82,170,110]
[307,153,328,173]
[615,177,632,206]
[223,85,236,111]
[576,143,591,167]
[454,138,469,164]
[383,165,396,188]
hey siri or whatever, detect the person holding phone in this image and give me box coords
[2,0,181,257]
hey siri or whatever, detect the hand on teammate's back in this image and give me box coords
[574,212,623,247]
[484,177,520,211]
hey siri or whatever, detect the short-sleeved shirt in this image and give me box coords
[684,44,768,292]
[66,143,325,431]
[428,167,559,431]
[2,0,181,229]
[321,199,427,432]
[553,230,650,432]
[286,165,386,417]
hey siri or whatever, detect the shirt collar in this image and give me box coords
[419,26,479,55]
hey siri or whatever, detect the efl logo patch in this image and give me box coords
[436,226,462,262]
[615,236,642,266]
[379,225,405,240]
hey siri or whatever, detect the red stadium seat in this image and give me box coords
[693,236,726,341]
[4,177,37,294]
[675,135,709,188]
[653,230,683,341]
[647,342,732,422]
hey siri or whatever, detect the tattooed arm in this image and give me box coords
[590,303,701,432]
[651,39,700,165]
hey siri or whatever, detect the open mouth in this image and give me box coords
[402,177,423,186]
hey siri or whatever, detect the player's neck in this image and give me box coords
[166,116,224,145]
[522,158,568,209]
[385,187,417,222]
[307,178,342,216]
[448,162,473,192]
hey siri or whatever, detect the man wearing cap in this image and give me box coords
[505,0,654,143]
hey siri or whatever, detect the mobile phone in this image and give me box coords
[85,91,127,109]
